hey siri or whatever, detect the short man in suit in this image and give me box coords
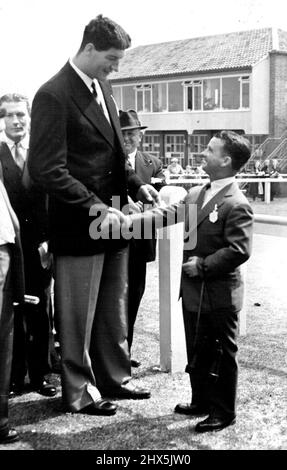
[0,137,25,443]
[123,131,253,432]
[28,15,159,416]
[119,110,165,367]
[0,93,56,398]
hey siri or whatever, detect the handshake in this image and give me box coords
[96,183,162,237]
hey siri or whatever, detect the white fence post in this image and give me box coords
[158,186,187,373]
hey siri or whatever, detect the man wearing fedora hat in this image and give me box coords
[119,109,165,367]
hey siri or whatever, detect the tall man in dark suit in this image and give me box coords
[28,15,158,416]
[0,93,56,398]
[123,131,253,432]
[119,110,165,367]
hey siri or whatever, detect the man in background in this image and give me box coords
[0,107,25,443]
[0,93,55,398]
[119,110,165,367]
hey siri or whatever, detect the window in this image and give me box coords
[186,81,202,110]
[203,79,220,110]
[142,133,161,157]
[152,83,167,112]
[112,86,122,109]
[190,134,209,153]
[222,77,240,109]
[122,85,135,110]
[136,85,151,112]
[168,82,184,111]
[241,76,250,108]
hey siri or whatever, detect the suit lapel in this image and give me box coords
[197,182,235,227]
[184,182,236,242]
[135,151,153,174]
[66,63,115,148]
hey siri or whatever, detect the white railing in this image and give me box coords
[165,176,287,204]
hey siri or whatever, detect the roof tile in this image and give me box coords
[110,28,287,81]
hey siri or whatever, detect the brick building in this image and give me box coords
[110,28,287,169]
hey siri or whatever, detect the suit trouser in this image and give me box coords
[10,243,52,388]
[0,245,13,437]
[182,301,239,418]
[128,241,147,349]
[54,246,131,411]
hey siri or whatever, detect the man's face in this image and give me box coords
[122,129,141,154]
[201,137,228,177]
[1,101,30,142]
[87,46,125,80]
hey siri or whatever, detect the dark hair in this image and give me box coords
[0,93,31,116]
[79,14,131,52]
[214,130,251,171]
[0,108,6,119]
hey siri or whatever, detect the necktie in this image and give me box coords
[91,82,103,110]
[14,142,25,171]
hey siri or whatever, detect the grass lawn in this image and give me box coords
[1,200,287,451]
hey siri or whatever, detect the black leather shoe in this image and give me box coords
[106,383,151,400]
[32,380,57,397]
[79,400,117,416]
[195,415,236,433]
[174,403,208,416]
[10,382,25,397]
[0,429,19,444]
[131,359,141,368]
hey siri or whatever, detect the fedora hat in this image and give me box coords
[119,109,148,131]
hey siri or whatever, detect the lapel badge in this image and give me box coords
[209,204,218,223]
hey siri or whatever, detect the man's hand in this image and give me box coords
[99,207,123,236]
[127,196,143,214]
[38,242,53,269]
[182,256,204,278]
[136,184,161,205]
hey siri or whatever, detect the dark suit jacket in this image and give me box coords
[181,182,253,312]
[28,62,143,256]
[130,150,165,262]
[134,151,165,191]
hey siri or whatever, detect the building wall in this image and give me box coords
[251,56,270,135]
[269,52,287,137]
[138,110,251,134]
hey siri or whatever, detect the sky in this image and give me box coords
[0,0,287,99]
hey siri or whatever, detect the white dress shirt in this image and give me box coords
[202,176,235,207]
[5,134,29,164]
[0,179,16,245]
[127,149,137,170]
[69,59,111,124]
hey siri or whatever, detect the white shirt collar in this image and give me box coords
[4,134,29,152]
[210,176,235,193]
[69,58,93,91]
[202,176,235,207]
[127,149,137,170]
